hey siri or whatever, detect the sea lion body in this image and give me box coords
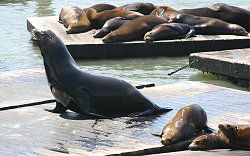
[160,104,208,146]
[102,15,167,43]
[115,2,156,15]
[59,6,91,34]
[144,23,195,42]
[93,17,130,38]
[32,30,172,118]
[86,8,143,29]
[189,130,230,150]
[219,124,250,150]
[84,3,117,13]
[179,3,250,31]
[151,6,248,36]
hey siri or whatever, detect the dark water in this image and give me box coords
[0,0,249,89]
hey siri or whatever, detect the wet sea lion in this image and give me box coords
[32,29,172,118]
[59,6,91,34]
[115,2,156,15]
[102,15,167,43]
[179,3,250,32]
[160,104,208,146]
[86,8,143,29]
[151,6,248,36]
[219,124,250,150]
[188,130,230,150]
[144,23,195,42]
[93,17,130,38]
[83,3,117,13]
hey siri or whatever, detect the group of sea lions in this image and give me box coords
[157,104,250,151]
[58,2,249,43]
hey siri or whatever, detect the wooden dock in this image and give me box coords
[27,16,250,58]
[189,48,250,88]
[1,69,250,155]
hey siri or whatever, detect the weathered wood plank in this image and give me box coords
[189,48,250,88]
[27,16,250,58]
[0,69,250,155]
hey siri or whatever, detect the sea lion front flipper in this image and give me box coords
[184,28,196,39]
[45,102,67,113]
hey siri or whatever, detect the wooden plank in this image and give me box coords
[0,69,250,155]
[189,48,250,87]
[27,16,250,58]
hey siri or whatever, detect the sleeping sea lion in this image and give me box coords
[102,15,167,43]
[59,6,91,34]
[115,2,156,15]
[151,6,248,36]
[32,29,172,118]
[179,3,250,32]
[86,8,143,29]
[83,3,117,13]
[160,104,208,146]
[144,23,195,42]
[93,17,130,38]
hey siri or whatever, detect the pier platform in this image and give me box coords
[0,69,250,155]
[27,16,250,58]
[189,48,250,88]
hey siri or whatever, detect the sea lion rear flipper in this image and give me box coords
[45,102,67,113]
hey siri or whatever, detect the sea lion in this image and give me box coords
[59,6,91,34]
[219,124,250,150]
[86,8,143,29]
[188,130,230,150]
[151,6,248,36]
[160,104,208,146]
[115,2,156,15]
[93,17,130,38]
[32,29,172,118]
[83,3,117,13]
[179,3,250,32]
[102,15,167,43]
[144,23,195,42]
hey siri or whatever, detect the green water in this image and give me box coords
[0,0,249,90]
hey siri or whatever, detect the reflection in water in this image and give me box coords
[0,0,31,5]
[35,0,54,16]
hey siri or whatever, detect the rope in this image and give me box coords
[0,99,56,111]
[168,59,198,76]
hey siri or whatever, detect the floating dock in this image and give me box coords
[189,48,250,88]
[27,16,250,58]
[1,69,250,155]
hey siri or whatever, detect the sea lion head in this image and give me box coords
[188,134,211,150]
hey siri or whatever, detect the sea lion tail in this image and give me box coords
[154,105,173,114]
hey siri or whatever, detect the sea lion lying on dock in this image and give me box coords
[219,124,250,150]
[179,3,250,32]
[115,2,156,15]
[160,104,208,146]
[144,23,195,42]
[59,6,91,34]
[83,3,117,13]
[188,129,230,150]
[93,17,130,38]
[86,8,143,29]
[151,6,248,36]
[102,15,167,43]
[32,29,172,118]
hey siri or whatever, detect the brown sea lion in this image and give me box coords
[93,17,130,38]
[59,6,91,34]
[86,8,143,29]
[179,3,250,32]
[102,15,167,43]
[151,6,248,36]
[160,104,208,146]
[188,130,230,150]
[219,124,250,150]
[115,2,156,15]
[83,3,117,13]
[144,23,195,42]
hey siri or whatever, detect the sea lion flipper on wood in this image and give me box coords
[45,102,67,113]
